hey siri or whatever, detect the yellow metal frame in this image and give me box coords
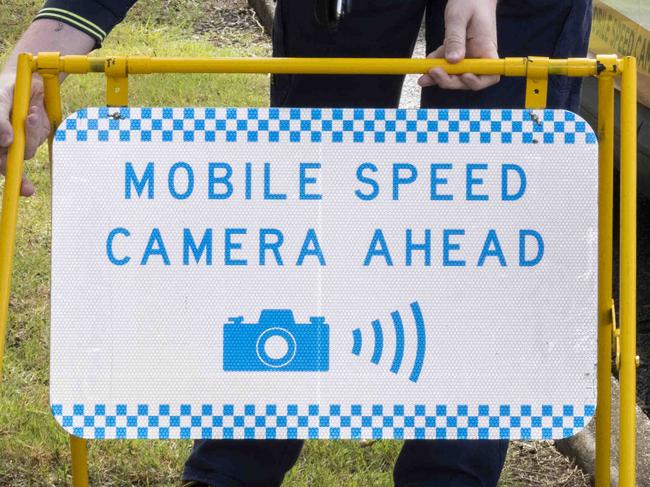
[0,53,638,486]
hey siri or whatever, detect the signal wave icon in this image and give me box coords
[351,301,426,383]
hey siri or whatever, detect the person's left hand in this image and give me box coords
[0,73,49,197]
[418,0,499,91]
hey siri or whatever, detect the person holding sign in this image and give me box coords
[0,0,592,486]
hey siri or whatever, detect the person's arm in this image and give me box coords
[0,0,136,196]
[0,20,95,196]
[418,0,499,91]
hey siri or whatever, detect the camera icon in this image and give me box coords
[223,309,329,371]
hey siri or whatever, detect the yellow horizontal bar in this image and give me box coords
[31,55,613,77]
[128,57,523,76]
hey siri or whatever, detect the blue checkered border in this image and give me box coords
[51,403,595,440]
[54,107,597,145]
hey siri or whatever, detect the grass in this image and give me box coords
[0,1,590,485]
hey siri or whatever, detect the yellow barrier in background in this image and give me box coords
[0,54,638,486]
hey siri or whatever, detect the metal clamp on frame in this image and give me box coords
[596,54,619,77]
[524,56,549,109]
[36,52,63,159]
[612,299,621,370]
[105,56,129,106]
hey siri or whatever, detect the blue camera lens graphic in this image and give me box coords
[255,327,297,368]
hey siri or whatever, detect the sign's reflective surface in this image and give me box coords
[50,107,598,440]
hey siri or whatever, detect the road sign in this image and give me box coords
[50,107,598,440]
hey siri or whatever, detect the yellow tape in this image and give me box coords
[590,1,650,106]
[591,1,650,75]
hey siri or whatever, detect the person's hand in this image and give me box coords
[418,0,499,91]
[0,73,50,197]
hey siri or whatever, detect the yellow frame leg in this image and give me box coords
[70,435,89,487]
[595,54,616,487]
[39,53,88,487]
[618,56,637,487]
[0,53,33,376]
[41,55,91,487]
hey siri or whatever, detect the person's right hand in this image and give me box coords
[418,0,499,91]
[0,73,51,197]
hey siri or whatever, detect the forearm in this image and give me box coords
[0,19,96,196]
[0,19,95,81]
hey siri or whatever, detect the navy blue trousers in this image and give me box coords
[183,1,591,486]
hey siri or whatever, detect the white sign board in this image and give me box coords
[51,107,598,440]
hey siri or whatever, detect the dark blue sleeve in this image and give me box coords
[35,0,138,47]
